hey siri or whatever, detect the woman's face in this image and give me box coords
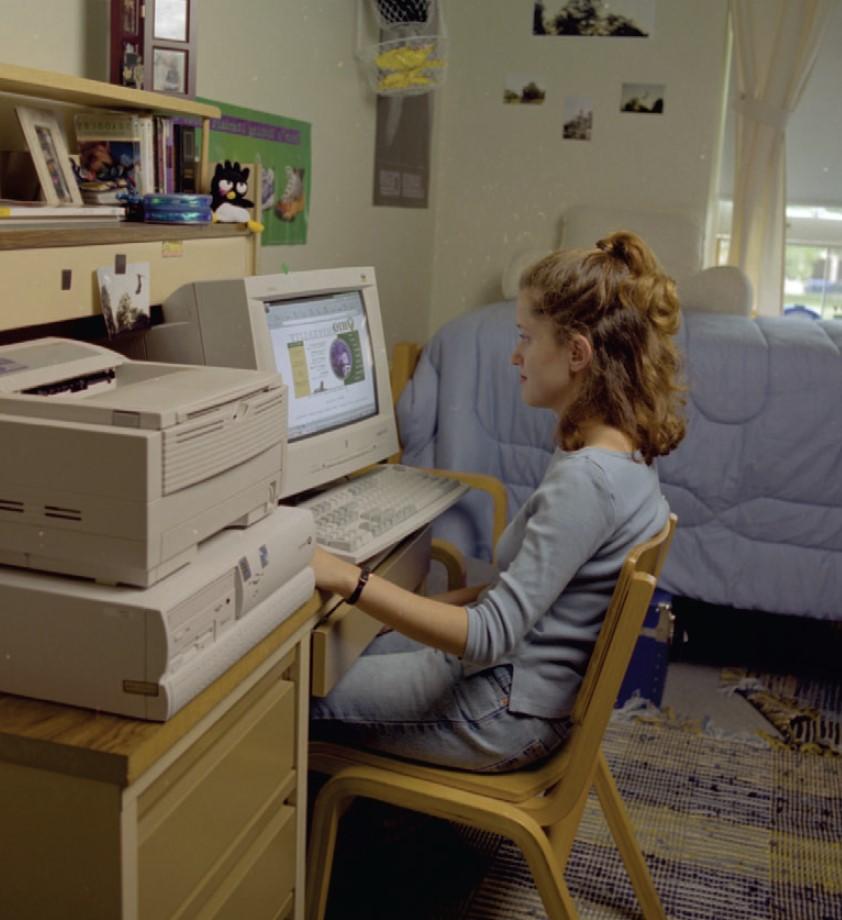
[512,289,578,416]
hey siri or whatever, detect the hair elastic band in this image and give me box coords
[346,565,372,605]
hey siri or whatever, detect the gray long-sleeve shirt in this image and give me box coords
[463,447,668,718]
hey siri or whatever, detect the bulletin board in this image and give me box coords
[197,98,311,245]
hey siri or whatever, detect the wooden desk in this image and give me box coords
[0,527,431,920]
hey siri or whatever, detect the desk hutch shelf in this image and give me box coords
[0,62,256,334]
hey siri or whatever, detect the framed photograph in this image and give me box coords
[121,0,139,32]
[152,47,187,94]
[15,106,82,206]
[110,0,144,88]
[109,0,196,96]
[147,0,196,97]
[154,0,188,41]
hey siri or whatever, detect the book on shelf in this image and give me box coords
[74,111,155,196]
[77,178,134,205]
[173,121,200,194]
[0,200,125,222]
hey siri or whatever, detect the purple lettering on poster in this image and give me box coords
[210,115,301,146]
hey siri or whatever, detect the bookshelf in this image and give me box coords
[0,62,257,334]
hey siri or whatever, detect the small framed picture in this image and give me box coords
[110,0,195,95]
[152,47,187,94]
[122,0,139,31]
[154,0,188,41]
[15,106,82,206]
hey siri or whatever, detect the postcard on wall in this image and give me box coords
[97,261,151,338]
[562,97,593,140]
[504,73,546,105]
[533,0,654,37]
[620,82,665,114]
[194,98,311,245]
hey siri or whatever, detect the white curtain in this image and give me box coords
[728,0,833,315]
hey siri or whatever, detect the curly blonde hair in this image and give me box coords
[519,230,685,463]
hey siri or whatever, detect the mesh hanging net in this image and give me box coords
[357,0,447,96]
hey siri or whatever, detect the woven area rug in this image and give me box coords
[720,667,842,757]
[322,716,842,919]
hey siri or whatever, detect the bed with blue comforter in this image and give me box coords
[396,301,842,620]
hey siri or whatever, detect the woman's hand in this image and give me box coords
[309,545,469,657]
[310,545,357,598]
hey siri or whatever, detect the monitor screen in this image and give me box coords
[264,290,378,442]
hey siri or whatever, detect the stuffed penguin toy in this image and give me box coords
[210,160,263,232]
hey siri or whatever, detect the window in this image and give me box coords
[714,4,842,317]
[715,203,842,319]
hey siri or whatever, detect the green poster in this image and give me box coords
[197,98,311,245]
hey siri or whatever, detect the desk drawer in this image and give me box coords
[138,654,296,920]
[202,802,297,920]
[311,526,431,697]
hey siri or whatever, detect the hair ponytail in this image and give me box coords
[520,230,685,462]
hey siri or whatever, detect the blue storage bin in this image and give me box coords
[615,589,673,708]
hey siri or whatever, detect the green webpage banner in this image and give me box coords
[197,98,311,245]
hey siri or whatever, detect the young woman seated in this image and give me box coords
[310,230,685,773]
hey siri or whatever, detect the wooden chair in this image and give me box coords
[306,513,677,920]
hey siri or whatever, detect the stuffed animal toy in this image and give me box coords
[210,160,263,232]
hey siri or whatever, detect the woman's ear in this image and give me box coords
[568,334,593,372]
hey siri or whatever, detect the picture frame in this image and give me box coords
[153,0,189,41]
[15,106,83,206]
[152,47,187,94]
[110,0,144,88]
[109,0,196,97]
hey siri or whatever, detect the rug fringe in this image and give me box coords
[611,693,769,747]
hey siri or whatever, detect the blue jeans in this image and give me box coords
[310,631,571,773]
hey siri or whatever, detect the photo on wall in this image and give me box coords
[562,96,593,140]
[620,82,665,114]
[504,73,547,105]
[533,0,654,37]
[97,262,151,338]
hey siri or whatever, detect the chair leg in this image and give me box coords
[516,831,581,920]
[546,777,593,869]
[306,775,355,920]
[593,751,666,920]
[314,766,582,920]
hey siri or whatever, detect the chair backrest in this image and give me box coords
[543,513,676,817]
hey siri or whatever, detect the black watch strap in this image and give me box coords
[346,565,372,605]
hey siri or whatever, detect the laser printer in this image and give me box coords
[0,337,288,587]
[0,504,316,720]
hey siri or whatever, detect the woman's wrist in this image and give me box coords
[345,565,372,605]
[339,561,363,599]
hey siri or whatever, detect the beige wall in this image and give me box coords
[0,0,730,345]
[428,0,729,331]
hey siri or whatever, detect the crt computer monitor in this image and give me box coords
[145,267,400,498]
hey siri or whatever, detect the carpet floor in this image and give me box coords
[321,714,842,919]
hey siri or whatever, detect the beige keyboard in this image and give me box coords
[300,464,470,564]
